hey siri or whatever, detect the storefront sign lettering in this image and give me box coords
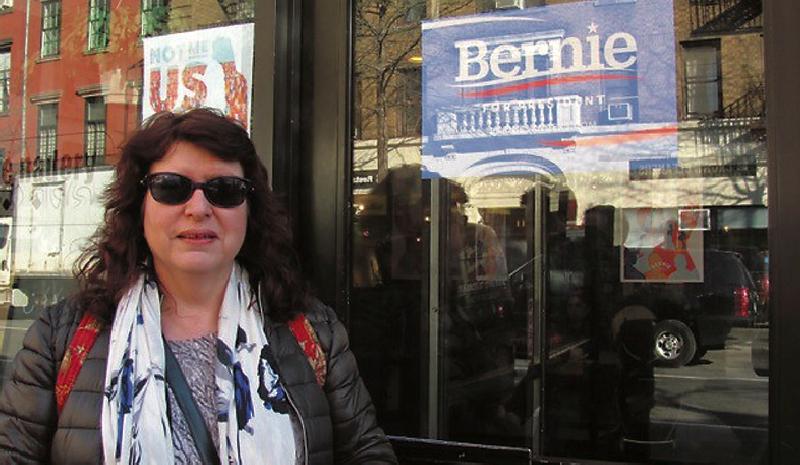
[455,32,637,84]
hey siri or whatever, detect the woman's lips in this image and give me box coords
[176,230,218,243]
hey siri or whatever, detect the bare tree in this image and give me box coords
[354,0,476,180]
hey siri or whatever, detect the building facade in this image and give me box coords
[1,0,799,464]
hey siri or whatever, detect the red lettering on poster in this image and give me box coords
[181,64,209,110]
[221,62,249,130]
[149,68,179,112]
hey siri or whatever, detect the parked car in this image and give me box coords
[613,249,760,367]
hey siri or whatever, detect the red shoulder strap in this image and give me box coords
[55,311,326,415]
[288,313,327,387]
[55,312,103,414]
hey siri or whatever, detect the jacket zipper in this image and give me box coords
[259,285,309,465]
[283,383,310,465]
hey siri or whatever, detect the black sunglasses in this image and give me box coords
[141,172,253,208]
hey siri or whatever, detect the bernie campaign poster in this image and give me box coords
[143,23,254,131]
[421,0,677,179]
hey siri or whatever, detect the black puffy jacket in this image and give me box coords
[0,298,397,465]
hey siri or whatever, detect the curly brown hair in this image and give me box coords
[74,108,309,322]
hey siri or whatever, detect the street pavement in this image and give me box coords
[648,327,769,464]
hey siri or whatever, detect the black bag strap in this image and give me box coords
[163,341,220,465]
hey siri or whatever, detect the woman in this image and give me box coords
[0,109,397,465]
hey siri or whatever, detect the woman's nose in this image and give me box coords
[184,188,212,216]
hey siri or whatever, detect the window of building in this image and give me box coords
[0,147,7,187]
[353,73,363,140]
[37,103,58,161]
[0,50,9,114]
[40,0,61,58]
[87,0,109,51]
[141,0,169,37]
[84,96,105,163]
[390,67,421,138]
[404,0,426,23]
[684,41,721,118]
[218,0,254,21]
[0,0,12,10]
[0,147,7,189]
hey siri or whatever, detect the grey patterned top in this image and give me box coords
[166,334,305,464]
[166,334,219,465]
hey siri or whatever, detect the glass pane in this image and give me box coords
[39,104,57,127]
[350,0,768,463]
[686,81,720,115]
[685,47,719,80]
[86,97,105,121]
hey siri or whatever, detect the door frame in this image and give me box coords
[765,1,800,462]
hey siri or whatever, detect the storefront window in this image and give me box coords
[350,0,768,463]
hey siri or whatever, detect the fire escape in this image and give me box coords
[690,0,762,37]
[691,0,765,166]
[697,83,766,166]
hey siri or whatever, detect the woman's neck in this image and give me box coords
[156,269,230,341]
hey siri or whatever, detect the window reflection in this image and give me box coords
[441,181,519,444]
[351,165,427,435]
[351,0,768,464]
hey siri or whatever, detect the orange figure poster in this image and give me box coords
[621,207,703,283]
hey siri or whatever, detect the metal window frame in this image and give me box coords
[682,39,722,119]
[40,0,61,58]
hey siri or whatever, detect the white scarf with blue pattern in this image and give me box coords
[101,264,295,465]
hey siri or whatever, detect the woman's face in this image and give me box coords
[143,141,248,281]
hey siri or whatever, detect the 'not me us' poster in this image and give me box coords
[143,23,254,131]
[421,0,677,179]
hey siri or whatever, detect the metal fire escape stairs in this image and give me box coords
[690,0,763,36]
[697,84,766,166]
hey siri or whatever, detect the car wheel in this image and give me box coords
[653,320,697,368]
